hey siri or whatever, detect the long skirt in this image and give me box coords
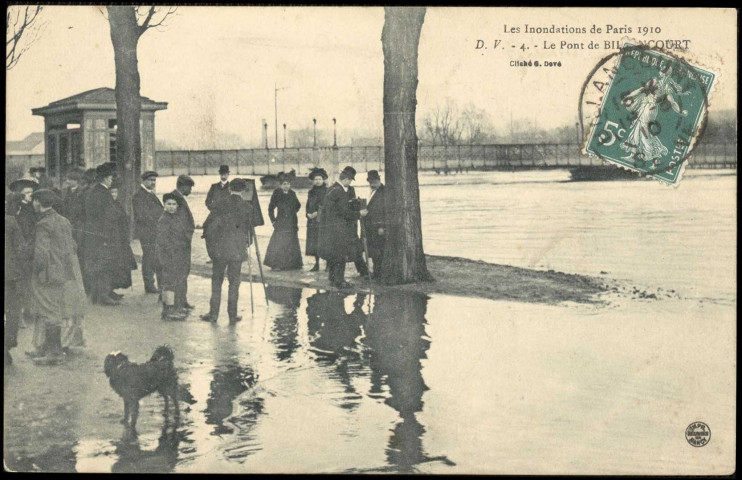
[305,219,321,256]
[264,228,303,270]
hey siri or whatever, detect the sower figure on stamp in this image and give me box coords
[133,170,164,294]
[167,175,196,312]
[205,165,231,211]
[318,166,368,289]
[305,167,328,272]
[364,170,387,279]
[200,178,253,324]
[82,162,122,306]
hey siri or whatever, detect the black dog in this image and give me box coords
[104,345,180,431]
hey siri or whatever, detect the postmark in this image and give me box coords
[685,421,711,447]
[580,42,717,185]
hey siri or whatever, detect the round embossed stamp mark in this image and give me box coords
[685,421,711,447]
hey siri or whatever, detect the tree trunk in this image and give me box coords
[107,6,142,222]
[380,7,433,284]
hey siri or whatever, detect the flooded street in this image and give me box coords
[4,171,736,474]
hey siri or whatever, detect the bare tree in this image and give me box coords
[6,5,44,70]
[106,6,176,219]
[460,105,492,145]
[421,98,463,146]
[380,7,433,285]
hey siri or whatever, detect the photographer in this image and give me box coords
[318,166,369,289]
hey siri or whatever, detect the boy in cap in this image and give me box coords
[206,165,231,211]
[156,193,190,320]
[133,170,163,293]
[167,175,196,311]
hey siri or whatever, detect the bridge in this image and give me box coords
[151,142,736,178]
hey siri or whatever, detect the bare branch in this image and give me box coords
[136,6,177,36]
[6,6,44,70]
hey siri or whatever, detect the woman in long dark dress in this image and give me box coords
[263,174,303,271]
[109,183,137,294]
[305,167,328,271]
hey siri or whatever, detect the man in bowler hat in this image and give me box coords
[82,162,124,305]
[132,170,164,293]
[318,166,369,288]
[364,170,387,278]
[206,165,231,211]
[200,178,253,323]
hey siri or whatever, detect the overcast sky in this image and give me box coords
[5,6,737,148]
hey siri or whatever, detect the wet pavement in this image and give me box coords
[3,272,735,474]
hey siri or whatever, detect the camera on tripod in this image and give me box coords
[349,198,367,212]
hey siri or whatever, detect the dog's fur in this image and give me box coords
[104,345,180,430]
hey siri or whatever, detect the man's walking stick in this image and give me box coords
[246,243,254,314]
[359,206,374,286]
[249,222,270,307]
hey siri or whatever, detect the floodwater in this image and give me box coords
[4,279,736,474]
[4,170,736,474]
[160,169,736,300]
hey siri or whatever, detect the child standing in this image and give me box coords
[156,193,190,320]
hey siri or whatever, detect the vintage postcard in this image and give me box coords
[4,6,736,475]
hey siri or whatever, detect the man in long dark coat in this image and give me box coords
[168,175,196,311]
[10,178,38,327]
[205,165,231,211]
[82,162,121,305]
[59,169,83,220]
[29,189,86,365]
[200,178,253,323]
[363,170,387,278]
[132,170,164,293]
[319,166,368,289]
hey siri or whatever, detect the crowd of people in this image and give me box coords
[4,161,387,365]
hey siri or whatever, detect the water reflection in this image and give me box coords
[266,286,303,361]
[204,363,257,436]
[111,421,183,473]
[307,292,368,411]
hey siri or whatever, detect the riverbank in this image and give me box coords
[132,236,668,306]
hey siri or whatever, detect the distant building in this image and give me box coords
[31,87,167,187]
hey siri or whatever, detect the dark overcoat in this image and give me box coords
[82,183,121,274]
[205,181,231,211]
[305,184,327,256]
[168,189,195,237]
[202,194,253,262]
[5,214,32,282]
[156,211,191,290]
[15,201,37,242]
[69,185,89,248]
[364,184,386,259]
[318,182,362,262]
[132,184,164,244]
[110,200,137,289]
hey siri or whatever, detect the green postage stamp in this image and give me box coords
[584,43,716,185]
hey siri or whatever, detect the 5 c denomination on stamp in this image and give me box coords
[581,43,716,185]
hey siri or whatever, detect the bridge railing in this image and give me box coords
[153,142,736,177]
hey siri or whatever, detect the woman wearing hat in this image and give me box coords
[108,180,137,294]
[263,172,303,271]
[305,167,328,272]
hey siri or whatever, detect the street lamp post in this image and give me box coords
[283,123,287,149]
[332,118,337,147]
[274,84,288,149]
[264,121,269,149]
[313,118,317,147]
